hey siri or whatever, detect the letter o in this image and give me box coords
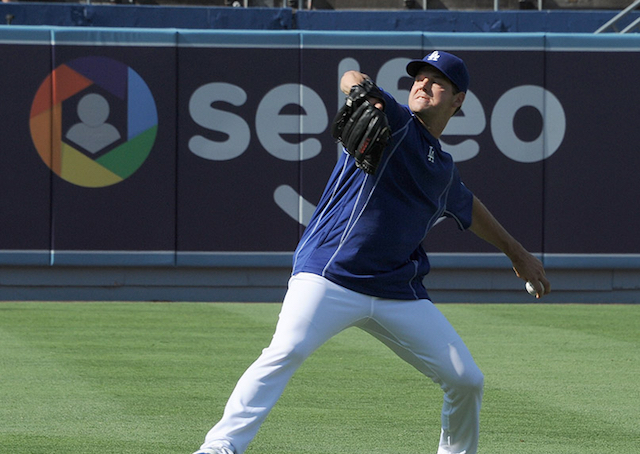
[491,85,566,163]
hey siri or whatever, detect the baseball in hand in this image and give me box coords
[525,281,544,296]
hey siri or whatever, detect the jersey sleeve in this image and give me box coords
[379,89,413,131]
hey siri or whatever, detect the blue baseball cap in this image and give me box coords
[406,51,470,93]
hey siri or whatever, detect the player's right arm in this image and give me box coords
[468,195,551,298]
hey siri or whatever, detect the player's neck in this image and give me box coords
[415,113,449,139]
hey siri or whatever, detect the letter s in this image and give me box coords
[188,83,250,161]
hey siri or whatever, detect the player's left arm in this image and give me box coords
[468,195,551,298]
[340,71,384,110]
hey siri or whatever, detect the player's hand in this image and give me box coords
[368,97,384,110]
[511,251,550,298]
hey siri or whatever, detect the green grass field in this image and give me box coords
[1,302,638,454]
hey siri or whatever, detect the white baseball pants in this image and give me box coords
[200,272,484,454]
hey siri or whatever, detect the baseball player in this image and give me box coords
[192,50,550,454]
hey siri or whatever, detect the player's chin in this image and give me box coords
[410,98,432,111]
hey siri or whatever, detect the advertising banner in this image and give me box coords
[0,29,52,265]
[11,29,178,265]
[1,29,639,267]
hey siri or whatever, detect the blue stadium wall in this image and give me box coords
[0,6,639,303]
[1,3,640,33]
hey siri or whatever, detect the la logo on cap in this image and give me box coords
[427,51,441,62]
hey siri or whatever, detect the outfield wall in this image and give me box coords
[1,27,639,302]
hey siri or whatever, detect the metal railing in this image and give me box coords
[595,0,640,33]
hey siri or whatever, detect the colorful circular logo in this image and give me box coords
[30,56,158,188]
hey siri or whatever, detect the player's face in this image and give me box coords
[408,66,463,118]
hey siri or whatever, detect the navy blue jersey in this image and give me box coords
[292,89,474,300]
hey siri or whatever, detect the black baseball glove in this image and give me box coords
[331,79,391,175]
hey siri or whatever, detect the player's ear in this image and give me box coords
[453,91,465,110]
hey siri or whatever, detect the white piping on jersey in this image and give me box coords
[338,172,368,245]
[443,209,466,230]
[408,258,420,299]
[412,108,466,240]
[423,166,456,239]
[321,118,412,277]
[292,156,350,272]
